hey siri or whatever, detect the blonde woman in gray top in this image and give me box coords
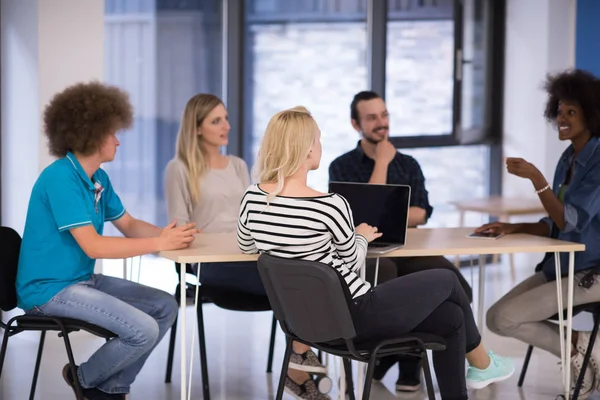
[164,94,328,399]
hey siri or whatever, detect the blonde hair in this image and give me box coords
[254,106,319,200]
[175,93,223,203]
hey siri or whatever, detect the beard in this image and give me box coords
[362,126,389,144]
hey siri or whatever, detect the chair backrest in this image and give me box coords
[0,226,22,311]
[257,253,357,343]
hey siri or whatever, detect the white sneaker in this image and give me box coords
[568,352,596,399]
[576,331,600,373]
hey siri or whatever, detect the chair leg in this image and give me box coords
[266,314,277,373]
[60,329,85,400]
[0,320,12,378]
[343,358,356,400]
[165,284,181,383]
[361,355,377,400]
[518,345,534,387]
[573,313,600,399]
[422,352,436,400]
[276,336,293,400]
[196,293,210,400]
[29,331,46,400]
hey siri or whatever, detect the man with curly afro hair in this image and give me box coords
[15,81,199,399]
[477,69,600,397]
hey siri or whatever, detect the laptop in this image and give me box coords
[328,182,411,254]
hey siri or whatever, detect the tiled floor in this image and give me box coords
[1,253,599,399]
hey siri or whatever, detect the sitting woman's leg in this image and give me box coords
[487,270,600,395]
[351,269,513,399]
[199,261,267,296]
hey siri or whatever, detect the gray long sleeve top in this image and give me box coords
[164,156,251,233]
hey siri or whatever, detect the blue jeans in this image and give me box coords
[26,274,178,394]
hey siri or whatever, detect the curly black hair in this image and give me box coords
[544,69,600,137]
[43,81,134,157]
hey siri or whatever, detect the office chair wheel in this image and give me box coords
[315,374,332,394]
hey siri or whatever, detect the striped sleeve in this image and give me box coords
[327,195,368,273]
[237,190,258,254]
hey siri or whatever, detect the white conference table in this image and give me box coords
[159,227,584,400]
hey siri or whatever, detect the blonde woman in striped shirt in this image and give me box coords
[237,106,514,400]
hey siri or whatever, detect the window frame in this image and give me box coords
[225,0,505,194]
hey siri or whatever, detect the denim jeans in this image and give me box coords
[26,274,178,394]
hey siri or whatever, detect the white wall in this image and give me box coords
[1,0,104,233]
[502,0,577,198]
[1,0,40,235]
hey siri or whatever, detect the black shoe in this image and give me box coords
[396,357,422,392]
[372,356,398,381]
[62,364,126,399]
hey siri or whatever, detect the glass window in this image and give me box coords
[244,0,368,192]
[103,0,223,232]
[101,0,223,279]
[401,145,490,227]
[385,0,455,137]
[460,0,490,133]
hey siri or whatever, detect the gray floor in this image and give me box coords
[1,253,598,399]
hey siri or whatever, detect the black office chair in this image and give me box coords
[517,302,600,400]
[0,226,117,400]
[164,262,277,400]
[257,253,446,400]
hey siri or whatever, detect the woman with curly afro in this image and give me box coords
[478,69,600,398]
[15,81,199,399]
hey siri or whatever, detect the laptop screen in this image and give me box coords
[328,182,411,245]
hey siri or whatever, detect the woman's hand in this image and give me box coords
[505,157,543,182]
[355,223,383,242]
[475,222,520,235]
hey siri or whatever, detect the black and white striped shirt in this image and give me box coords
[237,184,371,299]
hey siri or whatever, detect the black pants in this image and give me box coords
[195,261,267,296]
[392,256,473,380]
[352,269,479,400]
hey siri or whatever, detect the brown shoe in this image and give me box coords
[289,349,327,374]
[284,377,331,400]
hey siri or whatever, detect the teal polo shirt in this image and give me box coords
[16,152,126,311]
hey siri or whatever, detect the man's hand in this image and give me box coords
[374,140,397,165]
[475,222,519,235]
[158,221,200,251]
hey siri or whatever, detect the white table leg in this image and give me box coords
[565,252,575,399]
[477,254,485,329]
[122,258,128,280]
[553,252,571,399]
[180,264,187,400]
[373,257,380,287]
[454,211,466,267]
[339,358,346,400]
[188,263,203,399]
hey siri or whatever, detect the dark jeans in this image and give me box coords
[351,269,480,400]
[197,261,267,297]
[392,256,473,379]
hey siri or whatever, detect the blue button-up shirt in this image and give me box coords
[328,141,434,221]
[537,137,600,280]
